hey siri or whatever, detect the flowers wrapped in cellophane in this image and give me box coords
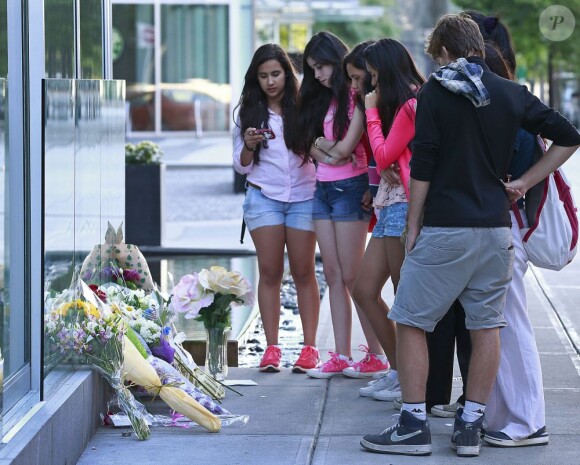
[100,282,226,400]
[88,282,245,430]
[44,279,151,440]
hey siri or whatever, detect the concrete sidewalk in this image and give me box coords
[77,266,580,465]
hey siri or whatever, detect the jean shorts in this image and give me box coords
[372,202,408,238]
[389,227,514,332]
[313,173,371,222]
[243,186,314,232]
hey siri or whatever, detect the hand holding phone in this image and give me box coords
[252,128,276,140]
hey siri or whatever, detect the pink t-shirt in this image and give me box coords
[316,90,368,182]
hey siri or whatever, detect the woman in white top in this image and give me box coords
[233,44,321,373]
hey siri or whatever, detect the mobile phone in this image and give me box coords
[253,129,276,140]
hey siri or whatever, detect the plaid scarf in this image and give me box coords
[432,58,490,108]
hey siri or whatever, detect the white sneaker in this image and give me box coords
[393,398,402,410]
[359,373,393,397]
[372,378,402,401]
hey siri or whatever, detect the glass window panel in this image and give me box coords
[161,5,230,132]
[112,4,156,132]
[0,0,7,406]
[43,79,76,377]
[79,0,103,79]
[45,0,75,78]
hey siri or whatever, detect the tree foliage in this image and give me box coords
[452,0,580,80]
[312,0,396,47]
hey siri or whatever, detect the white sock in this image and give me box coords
[402,402,427,420]
[461,400,485,422]
[375,354,388,363]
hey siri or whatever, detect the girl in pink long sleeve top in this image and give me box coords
[351,39,425,399]
[233,44,321,374]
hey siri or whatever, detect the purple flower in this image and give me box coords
[150,337,175,364]
[171,273,214,318]
[123,268,141,283]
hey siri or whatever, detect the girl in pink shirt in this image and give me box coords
[351,38,425,398]
[295,32,389,379]
[233,44,321,373]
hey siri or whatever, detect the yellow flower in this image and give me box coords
[199,266,249,297]
[55,299,101,318]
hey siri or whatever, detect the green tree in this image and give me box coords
[313,0,396,47]
[452,0,580,103]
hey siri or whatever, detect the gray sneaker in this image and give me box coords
[392,398,402,410]
[360,410,432,456]
[451,408,484,457]
[359,373,396,397]
[431,401,463,418]
[371,378,401,401]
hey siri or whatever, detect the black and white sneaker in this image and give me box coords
[484,426,549,447]
[360,410,432,456]
[451,408,484,457]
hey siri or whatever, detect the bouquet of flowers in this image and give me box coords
[171,266,254,328]
[98,283,226,399]
[171,266,254,381]
[44,280,151,440]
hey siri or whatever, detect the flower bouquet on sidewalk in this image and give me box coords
[44,279,151,440]
[171,266,254,381]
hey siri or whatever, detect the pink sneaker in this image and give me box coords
[292,345,320,373]
[259,345,282,372]
[342,346,389,378]
[306,352,352,378]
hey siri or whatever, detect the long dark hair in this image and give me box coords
[295,32,350,159]
[363,39,425,137]
[464,10,516,76]
[234,44,299,164]
[484,42,512,80]
[343,40,374,111]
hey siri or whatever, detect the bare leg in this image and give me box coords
[334,221,371,354]
[352,237,396,365]
[466,328,500,404]
[384,236,405,292]
[315,219,352,357]
[249,225,286,346]
[397,323,429,403]
[286,227,320,347]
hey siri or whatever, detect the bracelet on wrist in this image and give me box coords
[314,136,324,150]
[244,142,256,152]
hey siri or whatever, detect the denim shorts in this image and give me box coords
[389,227,514,332]
[243,186,314,232]
[372,202,408,238]
[313,173,371,222]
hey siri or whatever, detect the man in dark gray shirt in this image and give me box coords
[360,13,580,458]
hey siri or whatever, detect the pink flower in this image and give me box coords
[171,273,214,318]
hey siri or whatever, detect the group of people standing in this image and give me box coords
[233,11,580,458]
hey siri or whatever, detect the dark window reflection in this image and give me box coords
[79,0,103,79]
[112,4,155,132]
[45,0,75,78]
[0,1,6,77]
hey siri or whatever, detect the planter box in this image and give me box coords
[125,164,164,246]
